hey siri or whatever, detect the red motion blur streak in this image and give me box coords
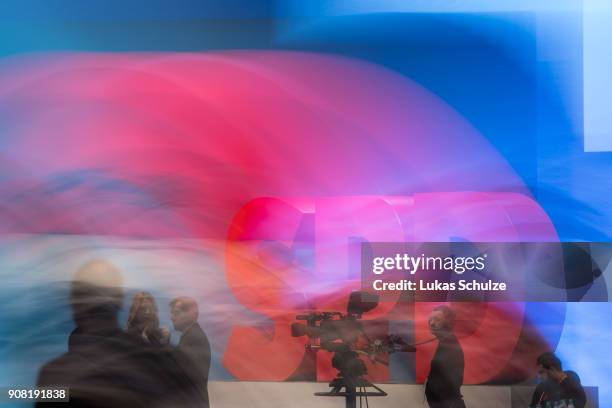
[0,51,523,239]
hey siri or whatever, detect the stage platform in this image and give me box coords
[208,381,598,408]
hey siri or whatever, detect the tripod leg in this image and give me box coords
[346,386,357,408]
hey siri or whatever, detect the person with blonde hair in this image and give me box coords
[126,291,170,346]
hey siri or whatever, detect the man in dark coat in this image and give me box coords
[170,296,212,408]
[425,305,466,408]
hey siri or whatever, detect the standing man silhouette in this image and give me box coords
[170,296,211,408]
[425,305,466,408]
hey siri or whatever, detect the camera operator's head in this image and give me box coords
[428,305,456,338]
[169,296,199,332]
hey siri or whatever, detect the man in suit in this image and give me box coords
[170,296,212,408]
[425,305,466,408]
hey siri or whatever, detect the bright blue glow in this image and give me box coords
[583,0,612,152]
[276,0,580,15]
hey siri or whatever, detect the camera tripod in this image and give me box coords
[315,376,387,408]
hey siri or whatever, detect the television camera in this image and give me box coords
[291,291,415,408]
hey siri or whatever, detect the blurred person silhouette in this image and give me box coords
[425,305,466,408]
[36,260,204,407]
[530,352,586,408]
[170,296,211,408]
[127,291,170,346]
